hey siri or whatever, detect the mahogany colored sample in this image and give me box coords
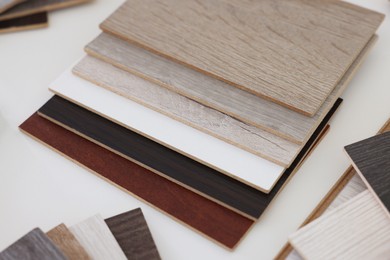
[0,12,47,34]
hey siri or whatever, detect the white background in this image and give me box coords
[0,0,389,259]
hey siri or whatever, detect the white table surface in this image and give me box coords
[0,1,389,259]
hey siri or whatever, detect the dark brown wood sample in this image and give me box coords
[105,208,161,260]
[46,224,91,260]
[19,113,254,250]
[0,12,47,34]
[0,0,91,22]
[0,228,67,260]
[345,131,390,215]
[0,0,25,14]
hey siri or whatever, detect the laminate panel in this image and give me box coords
[105,209,161,260]
[69,215,127,260]
[0,0,91,21]
[19,113,255,250]
[86,33,377,144]
[289,191,390,259]
[46,224,91,260]
[345,131,390,216]
[100,0,383,116]
[50,68,285,193]
[0,0,24,13]
[0,12,47,34]
[0,228,66,260]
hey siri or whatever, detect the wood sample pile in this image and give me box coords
[0,208,161,260]
[18,0,384,251]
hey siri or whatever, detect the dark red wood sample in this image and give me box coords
[0,12,47,34]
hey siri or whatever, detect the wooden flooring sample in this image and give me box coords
[0,0,91,21]
[101,0,383,116]
[0,12,47,34]
[345,131,390,216]
[19,113,255,250]
[0,228,66,260]
[86,33,376,144]
[46,224,91,260]
[289,191,390,259]
[0,0,24,13]
[51,68,286,193]
[69,215,127,260]
[105,209,161,260]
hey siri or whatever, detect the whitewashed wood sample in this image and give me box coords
[86,33,377,144]
[49,68,285,193]
[289,191,390,259]
[69,215,127,260]
[0,0,24,13]
[100,0,384,116]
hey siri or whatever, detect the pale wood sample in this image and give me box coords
[86,33,377,144]
[0,12,48,34]
[46,224,91,260]
[69,215,127,260]
[101,0,384,116]
[289,191,390,259]
[0,0,24,14]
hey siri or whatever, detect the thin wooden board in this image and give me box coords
[0,0,91,21]
[0,0,24,14]
[86,33,377,144]
[101,0,383,116]
[0,228,66,260]
[46,224,91,260]
[289,191,390,259]
[105,208,161,260]
[345,131,390,217]
[0,12,47,34]
[50,68,286,193]
[69,215,127,260]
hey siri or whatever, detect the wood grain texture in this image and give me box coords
[46,224,91,260]
[289,191,390,259]
[0,0,91,21]
[0,12,47,34]
[0,228,66,260]
[101,0,383,116]
[345,131,390,216]
[86,33,377,144]
[69,215,127,260]
[19,113,255,250]
[73,55,300,167]
[105,208,161,260]
[0,0,24,13]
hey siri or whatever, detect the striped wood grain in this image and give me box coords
[46,224,91,260]
[86,33,377,144]
[69,215,127,260]
[0,0,24,13]
[101,0,383,116]
[0,12,47,34]
[289,191,390,259]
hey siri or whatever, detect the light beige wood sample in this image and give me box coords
[289,190,390,259]
[47,224,91,260]
[73,56,300,167]
[69,215,127,260]
[86,33,377,144]
[100,0,384,116]
[0,0,24,13]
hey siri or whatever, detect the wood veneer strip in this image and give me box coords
[0,228,66,260]
[0,0,24,14]
[101,0,383,116]
[0,12,47,34]
[105,208,161,260]
[85,33,377,144]
[0,0,91,21]
[46,224,91,260]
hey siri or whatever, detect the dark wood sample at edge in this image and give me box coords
[0,12,47,34]
[105,208,161,260]
[0,228,67,260]
[0,0,25,14]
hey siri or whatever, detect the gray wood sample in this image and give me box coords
[0,0,24,13]
[86,33,377,144]
[105,208,161,260]
[0,228,67,260]
[100,0,384,116]
[345,131,390,216]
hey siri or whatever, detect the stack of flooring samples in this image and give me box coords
[276,118,390,259]
[0,0,92,34]
[19,0,384,250]
[0,208,161,260]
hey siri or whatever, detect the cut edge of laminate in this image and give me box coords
[0,0,25,14]
[0,22,47,33]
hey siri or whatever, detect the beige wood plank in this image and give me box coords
[289,191,390,259]
[100,0,384,116]
[86,33,377,144]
